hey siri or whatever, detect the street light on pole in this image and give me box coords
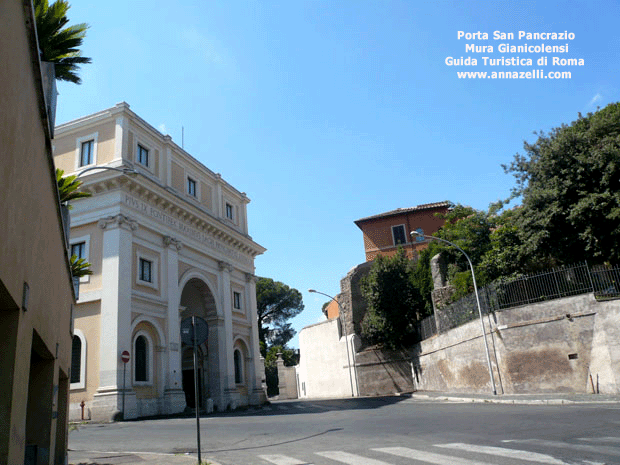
[308,289,358,397]
[75,165,138,178]
[410,229,498,395]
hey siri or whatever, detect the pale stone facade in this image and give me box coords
[53,103,266,421]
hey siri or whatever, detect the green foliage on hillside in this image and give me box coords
[360,248,427,349]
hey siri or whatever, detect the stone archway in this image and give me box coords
[179,277,218,410]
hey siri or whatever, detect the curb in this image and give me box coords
[410,393,619,405]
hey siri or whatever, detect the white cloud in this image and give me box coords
[589,93,602,107]
[158,123,168,135]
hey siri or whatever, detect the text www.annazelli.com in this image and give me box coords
[457,70,572,79]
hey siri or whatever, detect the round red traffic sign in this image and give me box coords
[121,350,130,363]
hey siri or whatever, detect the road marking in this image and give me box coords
[502,439,620,457]
[577,437,620,443]
[258,454,311,465]
[374,446,491,465]
[316,451,392,465]
[437,442,567,464]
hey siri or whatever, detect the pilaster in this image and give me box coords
[217,260,236,409]
[92,214,137,421]
[245,273,266,404]
[162,235,185,414]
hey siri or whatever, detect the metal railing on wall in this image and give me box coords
[419,262,620,338]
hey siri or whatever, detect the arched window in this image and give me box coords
[135,335,149,382]
[70,330,86,390]
[234,349,243,384]
[70,336,81,384]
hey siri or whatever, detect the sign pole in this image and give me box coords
[193,316,202,464]
[123,363,126,419]
[120,350,130,420]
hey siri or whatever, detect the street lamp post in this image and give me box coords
[308,289,358,397]
[75,165,138,178]
[410,230,497,395]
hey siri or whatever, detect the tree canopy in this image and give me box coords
[34,0,91,84]
[256,277,304,349]
[504,102,620,267]
[360,248,426,349]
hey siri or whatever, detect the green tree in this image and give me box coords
[56,168,91,206]
[504,102,620,267]
[256,277,304,350]
[263,345,297,397]
[360,248,425,349]
[34,0,91,84]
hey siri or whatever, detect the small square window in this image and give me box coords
[137,144,149,167]
[392,225,407,245]
[226,203,234,220]
[233,291,241,309]
[139,258,152,283]
[80,140,94,167]
[188,177,197,197]
[71,242,86,259]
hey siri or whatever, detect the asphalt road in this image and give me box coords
[69,396,620,465]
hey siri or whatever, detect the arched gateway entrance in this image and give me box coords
[179,277,218,410]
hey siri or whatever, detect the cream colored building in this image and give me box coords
[53,103,266,421]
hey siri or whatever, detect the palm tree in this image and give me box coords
[34,0,91,84]
[56,168,91,206]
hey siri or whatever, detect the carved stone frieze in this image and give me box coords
[97,214,138,231]
[218,260,233,273]
[163,235,183,251]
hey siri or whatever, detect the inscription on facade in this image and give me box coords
[124,194,252,266]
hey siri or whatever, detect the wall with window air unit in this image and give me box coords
[0,1,74,463]
[354,202,450,262]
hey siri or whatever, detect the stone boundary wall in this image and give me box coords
[411,293,620,394]
[355,348,413,396]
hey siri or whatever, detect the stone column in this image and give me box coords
[245,273,266,404]
[92,214,137,421]
[217,260,237,409]
[162,235,185,414]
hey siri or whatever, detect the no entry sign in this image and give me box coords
[121,350,130,363]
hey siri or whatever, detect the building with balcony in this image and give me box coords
[52,103,266,421]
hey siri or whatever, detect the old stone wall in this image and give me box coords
[411,293,620,394]
[355,348,414,396]
[339,262,372,337]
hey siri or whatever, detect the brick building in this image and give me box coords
[354,201,451,261]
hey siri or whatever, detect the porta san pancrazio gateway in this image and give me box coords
[52,102,267,421]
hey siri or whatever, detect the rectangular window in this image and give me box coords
[187,177,197,197]
[137,144,149,167]
[80,140,94,167]
[233,291,241,309]
[392,225,407,245]
[139,258,152,283]
[226,203,234,220]
[71,242,86,259]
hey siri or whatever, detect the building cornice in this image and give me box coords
[78,172,265,260]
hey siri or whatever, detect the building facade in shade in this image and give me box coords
[1,1,74,462]
[354,201,451,262]
[52,103,266,421]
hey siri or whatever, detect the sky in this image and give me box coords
[54,0,620,348]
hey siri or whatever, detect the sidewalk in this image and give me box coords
[68,450,215,465]
[408,390,620,405]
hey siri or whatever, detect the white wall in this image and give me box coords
[297,319,358,398]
